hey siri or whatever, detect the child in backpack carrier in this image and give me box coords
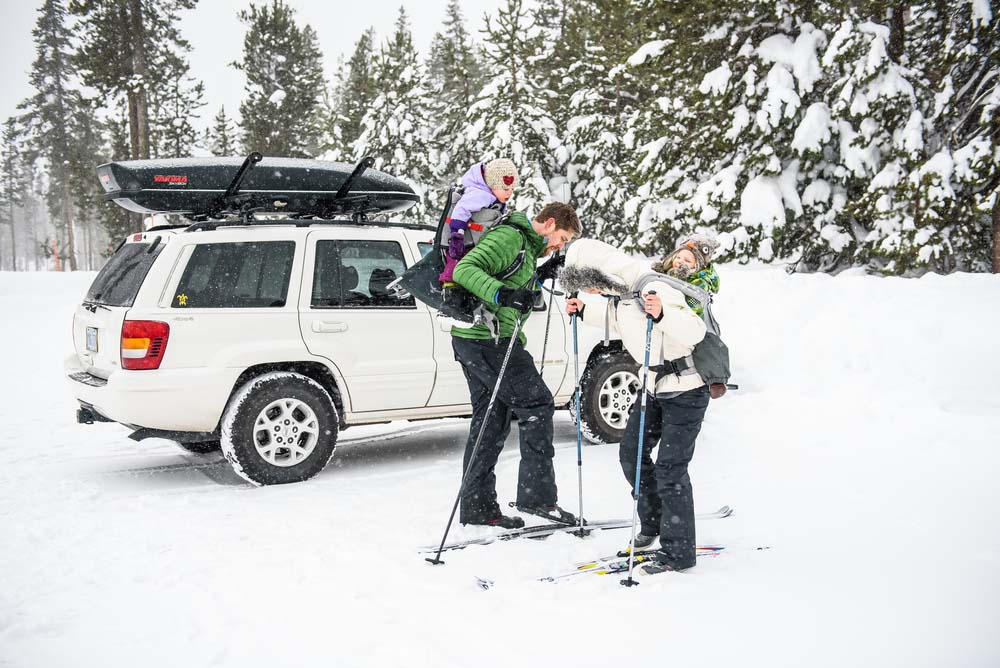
[652,233,721,317]
[438,158,519,285]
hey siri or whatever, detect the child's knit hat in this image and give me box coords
[653,233,720,275]
[483,158,519,190]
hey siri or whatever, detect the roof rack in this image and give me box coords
[96,153,421,222]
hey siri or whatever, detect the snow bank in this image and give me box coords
[1,269,998,667]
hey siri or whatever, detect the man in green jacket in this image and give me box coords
[452,201,581,528]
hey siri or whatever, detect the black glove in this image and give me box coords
[536,253,566,282]
[496,287,535,314]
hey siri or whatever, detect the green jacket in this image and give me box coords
[685,265,721,316]
[451,211,546,343]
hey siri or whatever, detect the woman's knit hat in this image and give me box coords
[483,158,519,191]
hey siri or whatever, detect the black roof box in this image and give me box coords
[96,154,419,219]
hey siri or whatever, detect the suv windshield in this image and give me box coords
[86,241,164,307]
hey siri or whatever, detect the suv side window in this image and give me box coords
[312,240,415,309]
[173,241,295,308]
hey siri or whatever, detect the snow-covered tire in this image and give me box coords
[220,372,339,486]
[577,351,640,444]
[177,440,220,454]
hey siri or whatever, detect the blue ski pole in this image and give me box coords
[622,293,655,587]
[570,292,588,537]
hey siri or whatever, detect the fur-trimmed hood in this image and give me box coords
[561,239,644,296]
[563,238,709,396]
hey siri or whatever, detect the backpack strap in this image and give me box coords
[631,271,719,335]
[649,355,699,384]
[484,218,530,281]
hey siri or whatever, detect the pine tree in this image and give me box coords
[20,0,84,270]
[353,7,437,216]
[337,28,378,154]
[149,59,206,158]
[427,0,485,181]
[903,2,1000,272]
[560,0,653,238]
[96,110,134,244]
[206,106,237,156]
[234,0,326,157]
[318,58,348,161]
[66,97,110,269]
[458,0,560,213]
[71,0,199,162]
[0,120,26,271]
[619,1,997,275]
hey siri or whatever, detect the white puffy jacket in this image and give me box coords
[564,239,707,395]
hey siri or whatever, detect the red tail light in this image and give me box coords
[121,320,170,370]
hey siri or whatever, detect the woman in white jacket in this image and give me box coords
[562,239,710,573]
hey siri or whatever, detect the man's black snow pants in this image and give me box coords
[452,336,557,523]
[619,385,710,570]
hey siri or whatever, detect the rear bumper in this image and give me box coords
[64,354,239,432]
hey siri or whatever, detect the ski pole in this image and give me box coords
[538,255,559,376]
[622,292,656,587]
[570,291,588,537]
[427,314,527,566]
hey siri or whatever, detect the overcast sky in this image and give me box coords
[0,0,509,133]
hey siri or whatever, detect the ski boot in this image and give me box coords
[511,502,583,526]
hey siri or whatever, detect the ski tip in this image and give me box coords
[475,576,494,591]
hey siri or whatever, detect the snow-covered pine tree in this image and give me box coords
[149,57,206,158]
[624,1,997,274]
[317,58,348,161]
[20,0,85,269]
[71,0,198,163]
[526,0,568,122]
[898,1,999,272]
[206,106,237,156]
[427,0,485,184]
[96,110,133,243]
[814,5,931,273]
[353,7,437,217]
[459,0,560,213]
[336,28,378,155]
[0,119,26,271]
[624,2,845,265]
[234,0,326,157]
[560,0,651,239]
[66,97,111,270]
[20,159,47,269]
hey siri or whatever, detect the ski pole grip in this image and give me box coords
[644,290,656,319]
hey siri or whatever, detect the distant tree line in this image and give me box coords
[2,0,997,274]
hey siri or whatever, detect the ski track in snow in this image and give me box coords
[1,267,998,668]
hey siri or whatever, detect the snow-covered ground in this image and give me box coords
[1,266,998,667]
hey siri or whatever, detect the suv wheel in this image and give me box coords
[221,372,339,485]
[577,351,639,444]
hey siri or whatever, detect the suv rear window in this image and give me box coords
[173,241,295,308]
[86,240,164,307]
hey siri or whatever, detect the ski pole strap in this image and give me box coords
[648,355,699,384]
[604,298,612,347]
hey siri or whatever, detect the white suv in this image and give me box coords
[65,219,640,485]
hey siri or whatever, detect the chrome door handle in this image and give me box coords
[312,321,348,333]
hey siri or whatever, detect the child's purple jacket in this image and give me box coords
[449,163,504,232]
